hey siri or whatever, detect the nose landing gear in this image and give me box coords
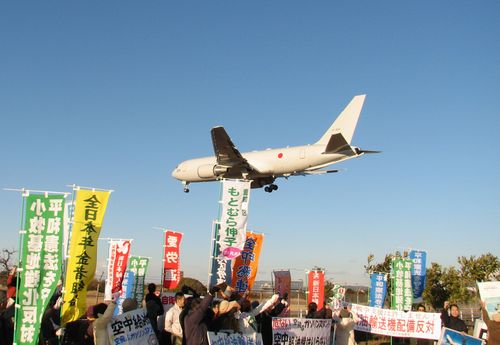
[182,182,190,193]
[264,184,278,193]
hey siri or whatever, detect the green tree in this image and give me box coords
[458,253,500,284]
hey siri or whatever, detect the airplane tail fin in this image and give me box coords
[315,95,366,145]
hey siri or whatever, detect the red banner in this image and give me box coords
[105,240,132,301]
[307,270,325,309]
[274,270,291,316]
[163,230,183,289]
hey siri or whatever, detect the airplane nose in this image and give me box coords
[172,168,179,179]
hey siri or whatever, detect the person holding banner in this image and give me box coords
[181,285,220,345]
[93,292,119,345]
[333,306,359,345]
[236,293,279,334]
[481,301,500,345]
[441,301,467,333]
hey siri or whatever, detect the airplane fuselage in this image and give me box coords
[172,143,358,185]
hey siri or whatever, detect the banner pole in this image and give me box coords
[161,229,166,293]
[13,189,27,345]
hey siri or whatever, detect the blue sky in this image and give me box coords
[1,1,499,287]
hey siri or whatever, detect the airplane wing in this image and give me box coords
[211,126,254,177]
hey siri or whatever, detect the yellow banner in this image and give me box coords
[61,189,111,325]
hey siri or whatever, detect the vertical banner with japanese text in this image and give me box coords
[15,194,65,345]
[231,232,263,293]
[105,240,132,301]
[115,270,135,316]
[128,256,149,306]
[163,230,183,290]
[369,273,388,308]
[409,250,427,299]
[218,179,251,260]
[391,257,413,311]
[209,223,232,288]
[307,270,325,309]
[61,189,111,325]
[274,270,292,316]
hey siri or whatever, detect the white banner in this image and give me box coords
[477,281,500,320]
[349,303,441,340]
[218,179,251,260]
[272,318,332,345]
[105,240,132,301]
[208,332,263,345]
[107,308,158,345]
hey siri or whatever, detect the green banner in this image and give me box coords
[128,256,149,306]
[15,194,65,345]
[391,257,413,311]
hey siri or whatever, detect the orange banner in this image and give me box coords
[231,232,263,292]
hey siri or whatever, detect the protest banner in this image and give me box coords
[162,230,183,289]
[349,303,442,340]
[105,240,132,301]
[115,270,135,316]
[369,273,388,308]
[272,317,332,345]
[208,332,263,345]
[477,281,500,319]
[274,270,291,316]
[231,232,263,293]
[108,308,158,345]
[218,179,251,260]
[331,284,347,310]
[160,292,176,313]
[15,193,66,345]
[438,327,484,345]
[409,250,427,299]
[391,257,413,311]
[209,222,232,288]
[61,189,111,325]
[307,270,325,309]
[129,256,150,306]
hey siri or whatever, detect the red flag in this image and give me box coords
[105,240,132,300]
[163,230,183,289]
[307,270,325,309]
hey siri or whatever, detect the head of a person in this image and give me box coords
[251,300,260,310]
[175,292,185,308]
[450,303,460,317]
[92,303,108,318]
[240,299,252,313]
[147,283,156,294]
[417,304,426,312]
[339,309,351,319]
[122,298,138,313]
[308,302,317,313]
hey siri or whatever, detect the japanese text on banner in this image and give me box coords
[163,231,183,289]
[15,194,65,345]
[128,256,149,306]
[218,179,251,260]
[231,232,263,293]
[61,189,111,325]
[391,258,413,311]
[105,240,131,301]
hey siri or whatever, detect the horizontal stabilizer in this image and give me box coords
[291,169,339,176]
[323,133,353,154]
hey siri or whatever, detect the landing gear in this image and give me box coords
[264,184,278,193]
[182,181,190,193]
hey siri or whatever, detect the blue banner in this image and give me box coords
[115,270,134,315]
[369,273,388,308]
[409,250,427,298]
[209,223,232,288]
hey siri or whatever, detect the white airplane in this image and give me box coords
[172,95,379,193]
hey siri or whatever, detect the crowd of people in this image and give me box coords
[1,275,500,345]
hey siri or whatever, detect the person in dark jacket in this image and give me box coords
[258,296,288,345]
[145,283,164,337]
[441,301,467,333]
[180,286,219,345]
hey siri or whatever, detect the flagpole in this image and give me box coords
[12,189,27,345]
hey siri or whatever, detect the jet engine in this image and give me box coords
[197,164,228,178]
